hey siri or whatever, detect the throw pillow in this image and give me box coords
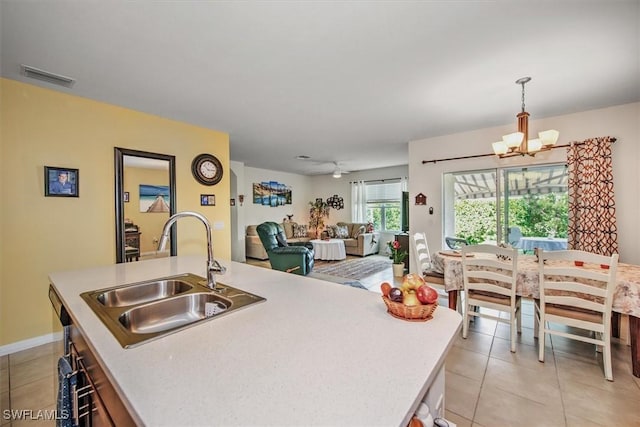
[336,225,349,239]
[283,222,295,239]
[353,225,366,239]
[293,223,308,238]
[326,225,338,239]
[276,232,289,247]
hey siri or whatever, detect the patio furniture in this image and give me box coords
[515,237,567,252]
[507,226,523,247]
[445,237,469,250]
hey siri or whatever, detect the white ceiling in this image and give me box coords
[2,1,638,176]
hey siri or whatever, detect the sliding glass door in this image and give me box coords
[500,164,568,249]
[443,169,498,245]
[443,163,568,248]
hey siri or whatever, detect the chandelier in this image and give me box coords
[492,77,559,158]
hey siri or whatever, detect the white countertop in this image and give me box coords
[49,256,461,426]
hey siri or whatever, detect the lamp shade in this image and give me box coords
[503,132,524,148]
[492,141,508,155]
[527,138,543,152]
[539,129,559,146]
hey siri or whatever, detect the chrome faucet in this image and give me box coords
[158,211,226,291]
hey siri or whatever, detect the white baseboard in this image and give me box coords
[0,332,63,356]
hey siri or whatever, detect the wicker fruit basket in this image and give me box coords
[382,296,437,322]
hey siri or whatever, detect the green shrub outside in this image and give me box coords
[454,193,568,244]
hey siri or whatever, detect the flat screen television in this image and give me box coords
[401,191,409,232]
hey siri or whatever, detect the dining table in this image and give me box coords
[431,250,640,378]
[515,236,568,252]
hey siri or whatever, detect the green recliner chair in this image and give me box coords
[256,222,314,275]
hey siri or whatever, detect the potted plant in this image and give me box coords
[387,240,407,277]
[309,199,330,238]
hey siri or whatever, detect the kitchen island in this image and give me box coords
[49,255,462,426]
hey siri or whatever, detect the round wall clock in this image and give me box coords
[191,153,223,186]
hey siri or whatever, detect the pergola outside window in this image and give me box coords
[443,164,568,247]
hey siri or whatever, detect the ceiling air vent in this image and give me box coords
[20,64,75,88]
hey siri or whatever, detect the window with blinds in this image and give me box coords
[366,180,402,231]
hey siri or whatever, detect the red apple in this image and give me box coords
[416,285,438,304]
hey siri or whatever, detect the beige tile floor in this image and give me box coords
[2,258,638,426]
[250,256,640,426]
[1,340,62,426]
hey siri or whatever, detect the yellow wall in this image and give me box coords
[0,78,231,345]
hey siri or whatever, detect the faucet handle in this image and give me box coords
[210,259,226,274]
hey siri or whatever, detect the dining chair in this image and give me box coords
[534,249,619,381]
[411,232,456,310]
[462,244,520,352]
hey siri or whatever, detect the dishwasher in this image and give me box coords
[49,285,135,426]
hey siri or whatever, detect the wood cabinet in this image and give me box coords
[124,223,140,262]
[125,230,140,250]
[49,285,136,426]
[395,233,410,270]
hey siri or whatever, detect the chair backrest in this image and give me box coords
[461,244,518,300]
[537,249,619,320]
[256,222,286,252]
[445,236,469,250]
[412,232,432,273]
[507,226,523,247]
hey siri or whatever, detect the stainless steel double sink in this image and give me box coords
[81,273,265,348]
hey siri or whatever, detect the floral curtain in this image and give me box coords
[567,136,618,255]
[351,180,366,223]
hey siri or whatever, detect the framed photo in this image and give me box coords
[45,166,78,197]
[140,184,170,213]
[230,198,236,206]
[200,194,216,206]
[123,192,130,203]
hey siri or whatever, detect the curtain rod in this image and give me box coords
[349,177,406,184]
[421,138,616,165]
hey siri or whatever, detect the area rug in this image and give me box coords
[307,272,368,290]
[312,256,392,280]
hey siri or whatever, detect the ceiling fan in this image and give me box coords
[330,162,351,178]
[295,156,352,177]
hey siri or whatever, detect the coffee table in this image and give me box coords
[310,239,346,261]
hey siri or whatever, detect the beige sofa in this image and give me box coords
[245,221,380,260]
[332,222,380,257]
